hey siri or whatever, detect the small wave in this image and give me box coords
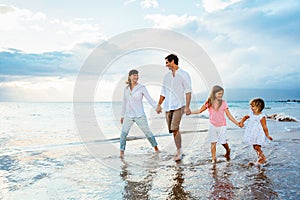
[284,126,300,132]
[267,113,298,122]
[31,113,41,116]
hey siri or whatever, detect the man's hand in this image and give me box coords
[156,105,162,114]
[185,107,191,115]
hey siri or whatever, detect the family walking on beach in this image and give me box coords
[119,54,273,166]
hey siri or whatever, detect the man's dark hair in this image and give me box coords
[165,54,179,65]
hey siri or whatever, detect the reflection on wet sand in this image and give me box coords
[120,158,155,200]
[247,169,278,199]
[167,165,192,200]
[209,163,234,200]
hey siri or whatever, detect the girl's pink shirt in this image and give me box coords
[205,100,228,127]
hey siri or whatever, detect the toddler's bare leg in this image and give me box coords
[253,145,266,164]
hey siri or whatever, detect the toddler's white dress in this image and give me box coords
[244,111,269,146]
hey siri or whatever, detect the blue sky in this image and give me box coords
[0,0,299,101]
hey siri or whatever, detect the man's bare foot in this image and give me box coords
[174,149,183,161]
[174,153,183,161]
[154,146,159,153]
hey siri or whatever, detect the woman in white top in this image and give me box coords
[120,69,159,157]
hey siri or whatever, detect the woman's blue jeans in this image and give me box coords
[120,115,158,151]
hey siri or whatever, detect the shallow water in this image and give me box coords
[1,102,300,199]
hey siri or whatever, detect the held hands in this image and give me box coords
[238,121,244,128]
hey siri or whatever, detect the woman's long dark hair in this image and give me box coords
[126,69,138,87]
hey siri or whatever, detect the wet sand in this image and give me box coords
[114,117,300,199]
[1,116,300,199]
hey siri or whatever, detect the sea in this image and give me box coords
[0,101,300,199]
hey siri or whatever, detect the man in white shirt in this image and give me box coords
[156,54,192,161]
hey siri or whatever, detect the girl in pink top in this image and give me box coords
[191,85,241,163]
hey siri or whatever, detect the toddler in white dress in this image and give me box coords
[240,98,273,165]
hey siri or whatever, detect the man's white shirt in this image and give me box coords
[160,68,192,111]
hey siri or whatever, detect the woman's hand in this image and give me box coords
[120,117,124,124]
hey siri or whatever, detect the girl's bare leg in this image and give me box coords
[222,143,231,160]
[211,142,217,163]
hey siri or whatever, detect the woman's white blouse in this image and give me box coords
[121,84,157,118]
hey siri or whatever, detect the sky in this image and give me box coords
[0,0,300,101]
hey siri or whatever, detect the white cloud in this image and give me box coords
[124,0,158,8]
[141,0,159,9]
[0,4,105,53]
[145,14,197,29]
[124,0,136,6]
[0,76,75,101]
[190,0,300,90]
[0,5,46,31]
[202,0,241,13]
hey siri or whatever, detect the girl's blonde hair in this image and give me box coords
[126,69,138,87]
[206,85,224,110]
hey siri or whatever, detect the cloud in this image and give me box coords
[201,0,242,13]
[145,14,197,29]
[124,0,158,9]
[124,0,136,6]
[0,4,15,14]
[141,0,159,9]
[0,4,105,53]
[0,76,75,101]
[0,4,46,31]
[199,0,300,44]
[0,49,77,76]
[189,0,300,90]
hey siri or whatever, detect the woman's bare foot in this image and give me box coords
[120,150,124,158]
